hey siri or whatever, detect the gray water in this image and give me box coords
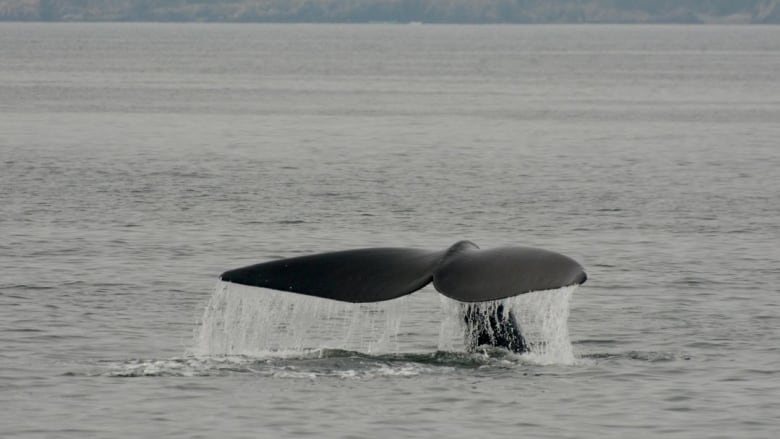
[2,23,780,438]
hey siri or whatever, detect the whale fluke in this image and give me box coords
[220,247,444,303]
[220,240,586,303]
[432,241,587,302]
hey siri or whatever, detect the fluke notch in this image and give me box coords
[220,241,586,303]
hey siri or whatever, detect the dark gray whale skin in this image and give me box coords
[220,240,586,303]
[464,303,528,353]
[220,240,586,352]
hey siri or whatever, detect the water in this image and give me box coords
[193,282,576,362]
[193,282,414,356]
[1,23,780,437]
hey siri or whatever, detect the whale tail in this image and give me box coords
[463,303,528,353]
[219,241,585,353]
[220,240,586,304]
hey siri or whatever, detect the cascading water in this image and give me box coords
[508,285,576,364]
[192,282,411,356]
[438,285,578,364]
[192,282,578,364]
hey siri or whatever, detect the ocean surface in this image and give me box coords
[1,23,779,438]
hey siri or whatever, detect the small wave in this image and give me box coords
[1,284,57,291]
[76,355,451,379]
[582,350,691,363]
[72,348,579,379]
[573,339,622,345]
[90,357,262,377]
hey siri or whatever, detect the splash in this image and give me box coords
[510,285,576,364]
[438,286,578,365]
[191,282,577,365]
[191,282,410,356]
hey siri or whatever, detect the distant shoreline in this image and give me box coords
[1,0,778,25]
[1,21,779,25]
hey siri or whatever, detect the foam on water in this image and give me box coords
[89,354,457,379]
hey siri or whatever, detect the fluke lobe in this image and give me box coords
[220,240,586,352]
[220,240,586,303]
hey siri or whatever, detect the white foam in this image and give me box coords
[93,356,455,379]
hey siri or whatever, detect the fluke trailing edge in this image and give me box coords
[219,240,587,303]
